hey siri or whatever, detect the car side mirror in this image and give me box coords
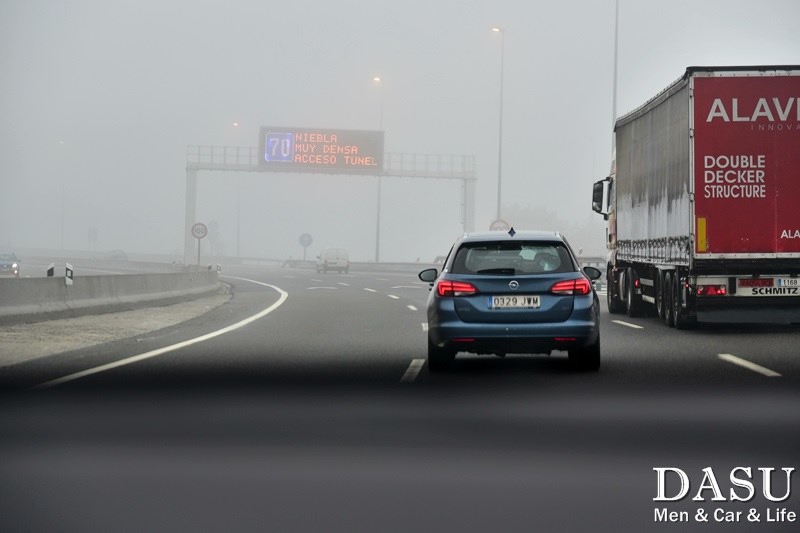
[418,268,438,283]
[583,266,602,281]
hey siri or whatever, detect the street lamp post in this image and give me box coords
[612,0,619,153]
[231,120,242,258]
[492,27,505,222]
[373,76,383,263]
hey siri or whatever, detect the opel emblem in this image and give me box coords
[509,280,519,290]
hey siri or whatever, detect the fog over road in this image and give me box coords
[1,263,798,532]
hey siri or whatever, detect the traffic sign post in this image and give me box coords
[192,222,208,265]
[299,233,313,261]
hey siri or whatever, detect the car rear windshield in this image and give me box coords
[451,241,576,275]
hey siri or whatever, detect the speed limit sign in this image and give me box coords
[191,222,208,240]
[192,223,208,265]
[489,219,510,232]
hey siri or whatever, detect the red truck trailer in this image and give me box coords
[592,66,800,327]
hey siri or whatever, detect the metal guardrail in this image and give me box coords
[0,271,220,325]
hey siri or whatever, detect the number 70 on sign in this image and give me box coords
[264,132,294,162]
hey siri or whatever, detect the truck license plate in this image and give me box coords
[738,278,800,296]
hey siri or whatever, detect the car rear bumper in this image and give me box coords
[428,317,599,355]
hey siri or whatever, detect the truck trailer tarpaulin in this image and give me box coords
[592,66,800,326]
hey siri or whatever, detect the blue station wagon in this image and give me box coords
[418,230,602,372]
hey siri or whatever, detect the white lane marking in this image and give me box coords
[337,282,349,286]
[307,286,337,290]
[718,353,781,377]
[422,323,429,332]
[35,277,289,389]
[376,278,388,281]
[388,294,400,300]
[407,305,418,311]
[392,285,421,290]
[612,320,644,330]
[400,358,426,383]
[364,288,377,293]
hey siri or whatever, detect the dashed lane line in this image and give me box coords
[407,305,418,312]
[401,358,426,383]
[35,277,289,389]
[718,353,781,377]
[388,294,400,300]
[612,320,644,330]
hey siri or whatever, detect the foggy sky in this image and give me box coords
[1,0,798,262]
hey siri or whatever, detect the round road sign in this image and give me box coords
[191,222,208,240]
[489,219,510,231]
[299,233,313,247]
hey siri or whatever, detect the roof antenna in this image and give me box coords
[508,227,516,237]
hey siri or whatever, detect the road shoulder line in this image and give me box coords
[35,276,288,388]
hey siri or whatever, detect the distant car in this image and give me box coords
[107,249,129,262]
[418,230,602,372]
[0,252,20,277]
[316,249,350,274]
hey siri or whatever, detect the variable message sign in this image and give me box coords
[258,127,384,174]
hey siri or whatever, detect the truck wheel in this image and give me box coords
[663,272,675,328]
[607,268,625,314]
[626,268,643,318]
[672,273,694,330]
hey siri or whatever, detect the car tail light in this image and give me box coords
[437,280,478,297]
[550,278,592,295]
[697,284,727,296]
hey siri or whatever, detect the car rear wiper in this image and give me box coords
[476,268,516,275]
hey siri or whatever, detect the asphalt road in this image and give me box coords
[1,264,798,532]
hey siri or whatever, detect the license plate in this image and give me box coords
[738,278,773,288]
[738,277,800,296]
[489,295,540,309]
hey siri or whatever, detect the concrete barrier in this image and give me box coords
[0,270,220,325]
